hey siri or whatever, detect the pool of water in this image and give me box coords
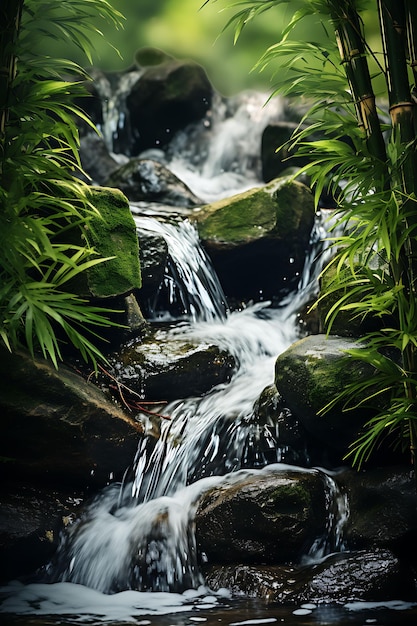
[1,586,416,626]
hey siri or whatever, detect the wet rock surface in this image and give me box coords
[337,467,417,553]
[298,549,416,604]
[104,330,236,402]
[204,564,297,602]
[192,177,315,301]
[79,133,120,185]
[195,467,327,564]
[0,348,142,489]
[107,158,202,207]
[0,486,83,583]
[126,57,213,155]
[274,335,375,458]
[203,549,417,605]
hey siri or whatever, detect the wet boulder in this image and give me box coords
[137,231,169,311]
[299,549,416,604]
[104,329,236,402]
[0,348,143,489]
[126,55,213,155]
[261,121,304,183]
[192,177,315,301]
[337,467,417,554]
[195,466,327,565]
[79,133,121,185]
[250,385,308,466]
[106,158,202,207]
[274,334,375,460]
[203,550,417,605]
[204,564,298,602]
[0,485,83,583]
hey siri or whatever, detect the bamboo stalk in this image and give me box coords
[327,0,387,165]
[378,1,415,145]
[378,0,417,245]
[0,0,24,180]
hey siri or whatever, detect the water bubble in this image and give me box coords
[293,608,312,615]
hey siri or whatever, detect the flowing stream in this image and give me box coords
[1,91,416,626]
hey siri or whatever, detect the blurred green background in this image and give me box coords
[42,0,331,95]
[45,0,382,97]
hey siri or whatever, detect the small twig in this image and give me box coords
[98,363,171,420]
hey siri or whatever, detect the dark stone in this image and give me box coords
[204,564,298,603]
[250,385,308,466]
[136,232,169,312]
[261,122,303,183]
[107,158,202,207]
[203,550,417,605]
[299,549,417,604]
[0,485,83,583]
[79,133,120,185]
[126,59,213,155]
[0,348,143,489]
[195,467,327,565]
[104,331,236,402]
[337,467,417,555]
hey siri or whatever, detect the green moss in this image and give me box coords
[197,188,276,242]
[269,483,311,508]
[85,187,142,298]
[194,178,314,244]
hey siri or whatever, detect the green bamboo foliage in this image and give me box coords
[0,0,124,369]
[377,0,417,477]
[207,0,417,485]
[378,0,417,190]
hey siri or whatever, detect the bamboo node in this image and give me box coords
[389,102,414,113]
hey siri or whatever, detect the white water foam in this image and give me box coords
[0,580,229,621]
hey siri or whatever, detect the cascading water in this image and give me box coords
[4,84,414,626]
[132,213,229,322]
[29,207,344,601]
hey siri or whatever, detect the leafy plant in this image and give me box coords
[0,0,124,369]
[206,0,417,481]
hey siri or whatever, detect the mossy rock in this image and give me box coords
[195,467,327,564]
[194,177,314,245]
[83,187,142,298]
[274,335,375,455]
[191,177,314,300]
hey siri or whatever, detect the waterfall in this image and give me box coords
[154,91,285,203]
[32,209,347,602]
[132,212,229,322]
[0,80,359,624]
[303,471,350,564]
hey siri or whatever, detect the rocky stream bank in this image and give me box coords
[1,48,417,611]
